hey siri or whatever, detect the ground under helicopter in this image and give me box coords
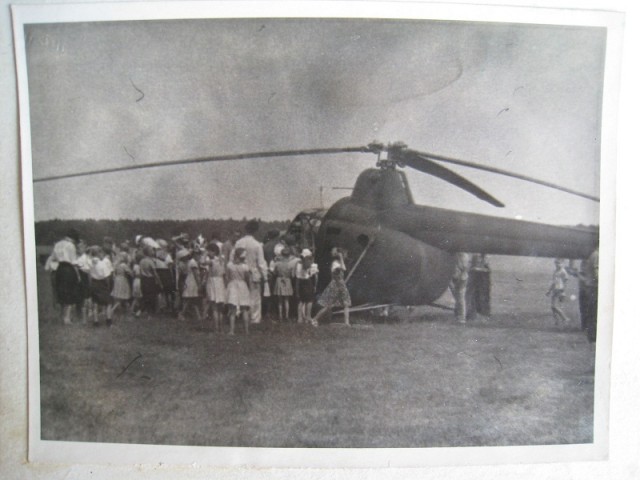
[35,141,599,306]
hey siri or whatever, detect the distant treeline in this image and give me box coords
[35,218,290,246]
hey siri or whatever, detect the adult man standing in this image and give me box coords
[466,253,491,321]
[450,252,470,324]
[262,230,281,265]
[579,248,599,343]
[233,220,268,324]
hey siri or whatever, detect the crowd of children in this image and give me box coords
[44,226,598,341]
[44,223,352,334]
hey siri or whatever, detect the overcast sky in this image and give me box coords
[25,18,605,225]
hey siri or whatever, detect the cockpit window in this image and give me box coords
[287,209,327,251]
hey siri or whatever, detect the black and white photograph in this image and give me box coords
[8,0,627,472]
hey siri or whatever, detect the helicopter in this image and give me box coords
[282,142,598,305]
[34,141,599,306]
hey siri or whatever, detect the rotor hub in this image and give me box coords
[370,141,408,170]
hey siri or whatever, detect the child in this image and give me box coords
[155,239,175,313]
[312,247,351,326]
[139,245,162,317]
[130,252,143,317]
[88,246,114,326]
[546,258,570,325]
[273,247,295,322]
[198,246,211,313]
[178,250,202,321]
[109,256,132,321]
[225,248,251,335]
[75,239,93,323]
[114,242,131,267]
[175,247,191,311]
[295,248,318,324]
[204,243,226,332]
[44,246,60,313]
[50,231,81,325]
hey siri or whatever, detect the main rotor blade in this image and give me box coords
[415,151,600,203]
[400,149,505,207]
[33,146,372,183]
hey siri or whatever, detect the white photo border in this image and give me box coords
[12,0,622,468]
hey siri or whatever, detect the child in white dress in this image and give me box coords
[226,248,251,335]
[178,250,202,321]
[109,257,132,321]
[273,247,295,322]
[312,248,351,326]
[204,243,227,333]
[88,246,114,326]
[295,249,318,324]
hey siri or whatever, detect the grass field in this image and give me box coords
[36,258,595,448]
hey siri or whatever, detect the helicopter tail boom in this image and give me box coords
[382,205,598,259]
